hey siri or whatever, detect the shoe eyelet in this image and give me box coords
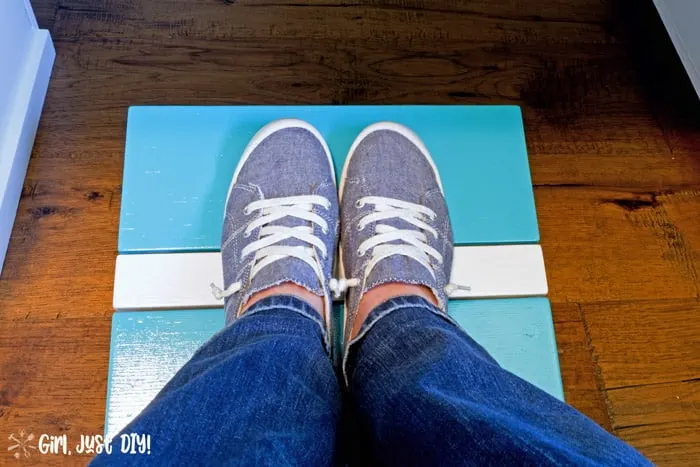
[244,231,251,238]
[356,223,364,231]
[244,207,252,215]
[322,227,329,234]
[355,200,364,208]
[357,250,364,257]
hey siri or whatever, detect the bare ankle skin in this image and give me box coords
[241,282,325,321]
[350,282,438,339]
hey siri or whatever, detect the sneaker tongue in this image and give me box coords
[362,216,436,289]
[246,216,324,296]
[381,216,417,232]
[363,248,436,292]
[269,214,325,251]
[372,216,422,244]
[274,215,309,247]
[247,256,324,296]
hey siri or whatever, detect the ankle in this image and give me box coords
[241,282,325,320]
[350,282,438,339]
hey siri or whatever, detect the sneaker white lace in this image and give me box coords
[330,196,469,298]
[212,194,331,299]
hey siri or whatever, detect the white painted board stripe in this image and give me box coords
[448,245,547,299]
[113,245,548,310]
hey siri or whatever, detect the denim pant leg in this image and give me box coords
[92,295,341,466]
[346,296,651,466]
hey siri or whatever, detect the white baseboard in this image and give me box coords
[0,30,55,272]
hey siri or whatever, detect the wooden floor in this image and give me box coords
[2,0,700,464]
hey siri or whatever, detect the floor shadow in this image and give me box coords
[607,0,700,130]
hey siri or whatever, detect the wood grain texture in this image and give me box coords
[582,299,700,463]
[0,316,111,465]
[583,300,700,389]
[551,302,612,432]
[539,187,700,303]
[31,0,58,29]
[1,0,699,464]
[607,380,700,464]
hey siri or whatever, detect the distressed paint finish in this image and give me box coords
[105,310,225,440]
[106,298,562,437]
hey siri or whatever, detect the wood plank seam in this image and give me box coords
[576,302,616,432]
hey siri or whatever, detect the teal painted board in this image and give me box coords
[105,298,561,438]
[119,106,538,253]
[104,309,225,440]
[449,297,564,401]
[333,297,563,399]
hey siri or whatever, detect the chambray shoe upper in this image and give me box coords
[337,122,456,347]
[216,120,339,333]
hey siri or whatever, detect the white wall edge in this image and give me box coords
[653,0,700,99]
[113,245,549,310]
[0,30,55,273]
[22,0,39,29]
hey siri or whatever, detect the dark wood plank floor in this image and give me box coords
[2,0,700,464]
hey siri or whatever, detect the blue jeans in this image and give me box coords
[92,295,650,466]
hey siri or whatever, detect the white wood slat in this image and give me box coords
[448,245,547,298]
[113,245,548,310]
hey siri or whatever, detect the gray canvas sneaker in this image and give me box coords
[336,122,467,377]
[212,119,339,350]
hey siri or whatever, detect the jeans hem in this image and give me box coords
[342,295,460,386]
[241,295,331,354]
